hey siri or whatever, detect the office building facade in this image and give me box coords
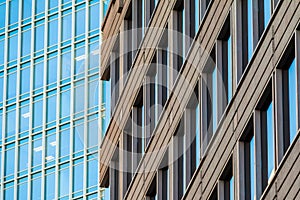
[0,0,110,199]
[100,0,300,199]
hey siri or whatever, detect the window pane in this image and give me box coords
[102,80,111,135]
[4,187,14,199]
[0,75,3,102]
[0,3,5,29]
[88,42,99,69]
[89,3,100,31]
[47,57,57,85]
[35,0,45,14]
[34,62,44,89]
[76,8,86,36]
[46,134,56,162]
[74,124,84,152]
[8,34,18,61]
[59,129,70,157]
[33,100,43,128]
[48,19,58,47]
[61,51,71,79]
[0,111,2,139]
[49,0,58,9]
[0,39,4,64]
[45,173,55,200]
[88,119,98,148]
[59,168,69,197]
[22,0,32,20]
[288,59,297,142]
[6,109,16,137]
[87,159,98,188]
[47,95,56,123]
[62,14,72,41]
[32,138,42,167]
[75,47,85,75]
[212,66,217,133]
[227,36,232,102]
[18,143,28,172]
[230,176,234,200]
[74,84,85,113]
[7,71,17,99]
[264,0,271,28]
[60,90,70,118]
[18,182,28,200]
[266,102,274,179]
[31,177,42,200]
[5,148,15,176]
[20,67,30,94]
[35,25,44,52]
[196,105,200,167]
[19,105,30,132]
[9,0,18,24]
[22,29,31,57]
[247,0,253,60]
[88,80,98,109]
[73,163,83,192]
[250,137,255,200]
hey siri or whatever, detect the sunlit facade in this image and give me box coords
[0,0,110,199]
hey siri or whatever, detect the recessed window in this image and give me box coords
[219,158,234,200]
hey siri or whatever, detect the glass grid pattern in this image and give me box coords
[0,0,110,199]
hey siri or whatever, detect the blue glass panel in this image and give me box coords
[22,29,31,57]
[73,124,84,152]
[21,67,30,94]
[35,25,44,52]
[18,143,28,171]
[87,159,98,187]
[288,59,297,142]
[59,129,70,157]
[31,177,42,200]
[6,109,16,137]
[8,34,18,61]
[45,173,55,200]
[19,105,30,132]
[88,42,99,69]
[0,111,2,139]
[266,102,274,179]
[74,84,85,113]
[4,186,14,199]
[0,3,5,29]
[7,71,17,99]
[46,134,56,162]
[62,14,72,41]
[247,0,253,60]
[5,148,15,176]
[47,57,57,84]
[61,51,71,79]
[35,0,45,14]
[103,0,109,17]
[48,19,58,47]
[49,0,58,9]
[60,90,71,118]
[47,95,56,123]
[0,39,4,65]
[102,80,111,135]
[75,47,85,75]
[73,163,84,192]
[59,168,69,197]
[22,0,32,20]
[32,138,42,167]
[75,9,86,36]
[227,36,232,102]
[212,66,217,133]
[88,119,98,148]
[230,176,234,200]
[250,137,255,200]
[196,105,200,167]
[264,0,271,28]
[34,62,44,89]
[88,80,98,109]
[89,3,100,31]
[9,0,18,24]
[195,0,200,32]
[17,182,28,200]
[33,100,43,128]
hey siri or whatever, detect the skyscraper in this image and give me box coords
[0,0,110,199]
[99,0,300,199]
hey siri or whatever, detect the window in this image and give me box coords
[34,61,44,90]
[146,177,157,200]
[6,107,16,138]
[89,3,100,31]
[88,78,98,109]
[33,98,43,128]
[48,19,58,47]
[73,123,84,153]
[73,160,84,193]
[62,11,72,41]
[8,33,18,62]
[22,0,32,20]
[0,73,3,102]
[263,0,271,28]
[0,110,2,139]
[60,87,71,118]
[21,28,31,57]
[20,66,30,94]
[61,50,71,79]
[49,0,58,9]
[247,0,253,61]
[0,2,5,29]
[0,38,4,65]
[17,179,28,200]
[7,70,17,99]
[47,56,57,85]
[35,0,45,14]
[87,116,98,148]
[75,8,86,36]
[4,184,14,199]
[74,83,85,114]
[87,157,98,188]
[31,175,41,200]
[46,134,56,162]
[59,128,70,158]
[88,41,99,70]
[9,0,18,24]
[18,140,29,172]
[102,80,111,135]
[45,171,55,200]
[59,164,69,198]
[35,24,44,52]
[32,135,42,167]
[46,93,57,124]
[219,158,234,200]
[5,145,15,176]
[19,103,30,133]
[75,47,85,75]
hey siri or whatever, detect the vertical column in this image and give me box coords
[237,141,246,200]
[132,107,143,172]
[156,49,167,120]
[145,0,155,26]
[216,41,224,123]
[254,110,262,199]
[110,151,119,200]
[110,51,119,114]
[132,0,142,57]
